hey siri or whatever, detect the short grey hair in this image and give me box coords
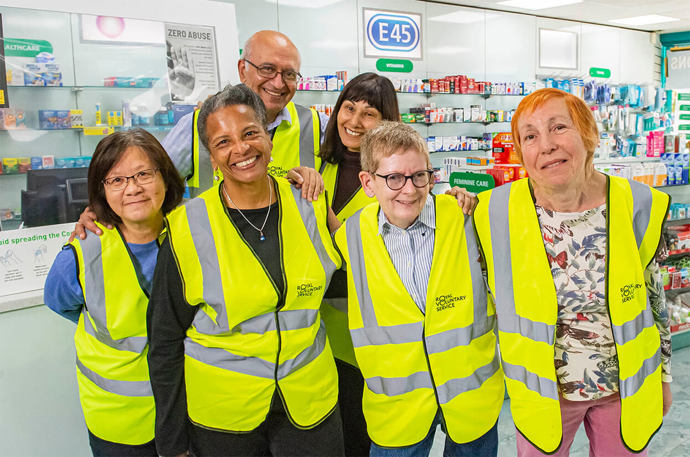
[196,84,268,150]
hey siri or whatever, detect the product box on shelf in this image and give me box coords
[172,104,196,124]
[2,158,19,174]
[69,109,84,128]
[0,108,26,129]
[492,132,518,164]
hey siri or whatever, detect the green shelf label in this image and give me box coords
[4,38,53,57]
[678,93,690,101]
[449,172,495,193]
[680,105,690,112]
[589,67,611,78]
[679,124,690,131]
[680,114,690,121]
[376,59,413,73]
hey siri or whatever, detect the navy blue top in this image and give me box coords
[43,238,159,323]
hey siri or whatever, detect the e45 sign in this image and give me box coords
[363,9,422,60]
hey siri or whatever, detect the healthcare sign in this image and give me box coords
[363,8,422,60]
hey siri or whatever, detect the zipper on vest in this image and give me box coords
[421,328,443,416]
[271,187,294,425]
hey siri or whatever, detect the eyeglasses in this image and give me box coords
[103,168,160,191]
[243,59,302,82]
[374,170,434,191]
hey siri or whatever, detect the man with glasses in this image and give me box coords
[165,30,328,196]
[334,121,503,457]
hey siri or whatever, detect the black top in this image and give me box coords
[332,149,363,216]
[147,201,281,456]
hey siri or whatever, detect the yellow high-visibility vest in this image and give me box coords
[319,160,376,366]
[473,176,669,453]
[335,195,505,447]
[165,177,341,431]
[70,225,154,445]
[189,102,321,188]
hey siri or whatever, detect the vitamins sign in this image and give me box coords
[363,9,422,59]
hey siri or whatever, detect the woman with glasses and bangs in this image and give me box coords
[44,129,184,457]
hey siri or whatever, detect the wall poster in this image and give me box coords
[0,223,73,297]
[164,22,220,103]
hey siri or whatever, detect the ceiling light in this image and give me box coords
[497,0,583,10]
[610,15,680,26]
[264,0,343,7]
[429,11,488,24]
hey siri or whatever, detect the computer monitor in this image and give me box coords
[21,167,90,227]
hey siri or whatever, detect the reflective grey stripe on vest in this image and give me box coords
[76,357,152,397]
[346,210,378,326]
[195,308,319,337]
[184,318,328,379]
[425,315,496,354]
[78,234,148,354]
[348,206,495,398]
[436,349,501,404]
[236,308,319,334]
[351,321,423,347]
[611,307,655,345]
[290,185,338,290]
[295,104,316,169]
[185,197,230,334]
[502,360,558,400]
[487,184,559,401]
[629,179,652,250]
[487,183,555,345]
[366,371,433,397]
[619,346,661,399]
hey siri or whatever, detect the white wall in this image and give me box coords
[0,2,660,456]
[216,0,656,84]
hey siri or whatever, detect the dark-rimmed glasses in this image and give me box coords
[243,59,302,82]
[103,168,160,191]
[374,170,434,191]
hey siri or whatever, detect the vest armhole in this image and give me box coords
[66,243,85,303]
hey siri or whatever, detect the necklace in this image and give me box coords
[222,178,272,242]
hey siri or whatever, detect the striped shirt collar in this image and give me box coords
[267,105,292,132]
[378,194,435,235]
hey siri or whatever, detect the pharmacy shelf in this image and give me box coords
[8,85,160,91]
[404,121,510,126]
[593,157,662,164]
[671,325,690,350]
[666,217,690,225]
[296,88,526,98]
[665,286,690,296]
[667,249,690,259]
[0,125,174,134]
[655,184,690,190]
[429,148,491,154]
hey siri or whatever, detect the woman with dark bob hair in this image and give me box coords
[44,128,184,457]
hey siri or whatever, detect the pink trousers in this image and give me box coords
[516,393,648,457]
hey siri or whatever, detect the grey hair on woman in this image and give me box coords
[196,84,268,150]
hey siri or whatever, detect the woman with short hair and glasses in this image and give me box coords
[44,129,185,457]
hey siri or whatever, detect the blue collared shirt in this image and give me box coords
[378,195,436,313]
[162,105,329,179]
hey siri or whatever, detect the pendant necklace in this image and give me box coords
[222,177,272,242]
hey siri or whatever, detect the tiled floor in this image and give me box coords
[429,346,690,456]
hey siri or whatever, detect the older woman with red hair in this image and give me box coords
[473,88,672,456]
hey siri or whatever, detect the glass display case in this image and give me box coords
[0,5,226,231]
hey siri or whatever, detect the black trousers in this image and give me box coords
[88,430,157,457]
[336,359,371,457]
[189,398,345,457]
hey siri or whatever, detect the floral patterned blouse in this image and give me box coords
[536,204,672,401]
